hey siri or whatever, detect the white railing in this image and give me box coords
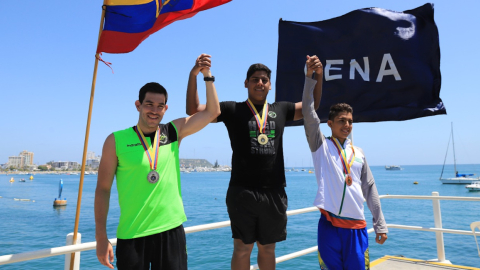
[1,192,480,269]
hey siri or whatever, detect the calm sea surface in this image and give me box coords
[1,164,480,269]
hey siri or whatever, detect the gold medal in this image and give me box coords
[258,134,269,145]
[246,99,269,146]
[345,175,353,186]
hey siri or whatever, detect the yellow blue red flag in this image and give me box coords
[97,0,231,54]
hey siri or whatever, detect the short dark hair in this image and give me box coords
[328,103,353,121]
[139,82,168,104]
[246,63,271,81]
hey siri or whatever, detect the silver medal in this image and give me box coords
[147,170,160,184]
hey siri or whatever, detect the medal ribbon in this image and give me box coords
[134,126,160,170]
[246,99,268,133]
[331,137,355,175]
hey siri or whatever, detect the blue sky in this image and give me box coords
[1,0,479,168]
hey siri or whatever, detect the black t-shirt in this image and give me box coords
[217,101,295,188]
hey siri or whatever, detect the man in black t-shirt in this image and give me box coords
[186,54,323,270]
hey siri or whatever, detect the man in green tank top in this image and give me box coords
[94,55,220,270]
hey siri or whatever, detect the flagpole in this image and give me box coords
[70,2,107,270]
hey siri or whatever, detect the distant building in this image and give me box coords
[6,150,34,168]
[19,150,34,166]
[86,151,101,169]
[51,161,79,170]
[87,151,96,160]
[8,156,23,168]
[87,159,100,169]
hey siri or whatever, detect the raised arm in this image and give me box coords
[186,54,211,115]
[360,154,388,244]
[302,60,324,153]
[175,57,220,142]
[294,55,323,121]
[94,134,117,269]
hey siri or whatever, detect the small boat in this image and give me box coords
[19,178,26,182]
[465,181,480,191]
[9,177,14,183]
[53,179,67,206]
[385,165,403,170]
[439,123,480,184]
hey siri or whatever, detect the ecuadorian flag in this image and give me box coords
[97,0,231,53]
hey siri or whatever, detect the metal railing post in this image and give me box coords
[432,192,446,262]
[64,232,81,270]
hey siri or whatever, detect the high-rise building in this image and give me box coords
[86,151,101,169]
[8,156,24,168]
[87,159,100,169]
[19,150,34,166]
[87,151,96,160]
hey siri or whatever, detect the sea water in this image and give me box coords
[1,164,480,269]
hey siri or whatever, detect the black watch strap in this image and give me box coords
[204,76,215,82]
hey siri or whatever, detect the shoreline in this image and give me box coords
[0,171,96,175]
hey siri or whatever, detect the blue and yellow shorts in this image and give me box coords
[317,214,370,269]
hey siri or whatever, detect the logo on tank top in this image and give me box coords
[160,133,168,144]
[127,143,142,147]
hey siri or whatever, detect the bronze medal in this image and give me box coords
[147,170,160,184]
[345,175,353,186]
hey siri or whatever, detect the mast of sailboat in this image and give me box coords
[439,124,452,180]
[451,122,457,176]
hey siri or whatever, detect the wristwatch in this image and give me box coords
[204,76,215,82]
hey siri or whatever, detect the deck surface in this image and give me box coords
[371,256,480,270]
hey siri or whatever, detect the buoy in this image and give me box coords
[413,181,418,184]
[53,179,67,206]
[9,177,14,183]
[29,175,34,180]
[53,199,67,206]
[308,170,313,173]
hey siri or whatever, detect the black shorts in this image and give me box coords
[116,224,187,270]
[226,185,288,245]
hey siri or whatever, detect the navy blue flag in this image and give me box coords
[276,3,445,124]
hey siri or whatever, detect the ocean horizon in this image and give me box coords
[1,164,480,269]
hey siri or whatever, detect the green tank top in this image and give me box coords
[113,122,186,239]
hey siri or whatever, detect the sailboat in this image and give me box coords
[439,123,479,184]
